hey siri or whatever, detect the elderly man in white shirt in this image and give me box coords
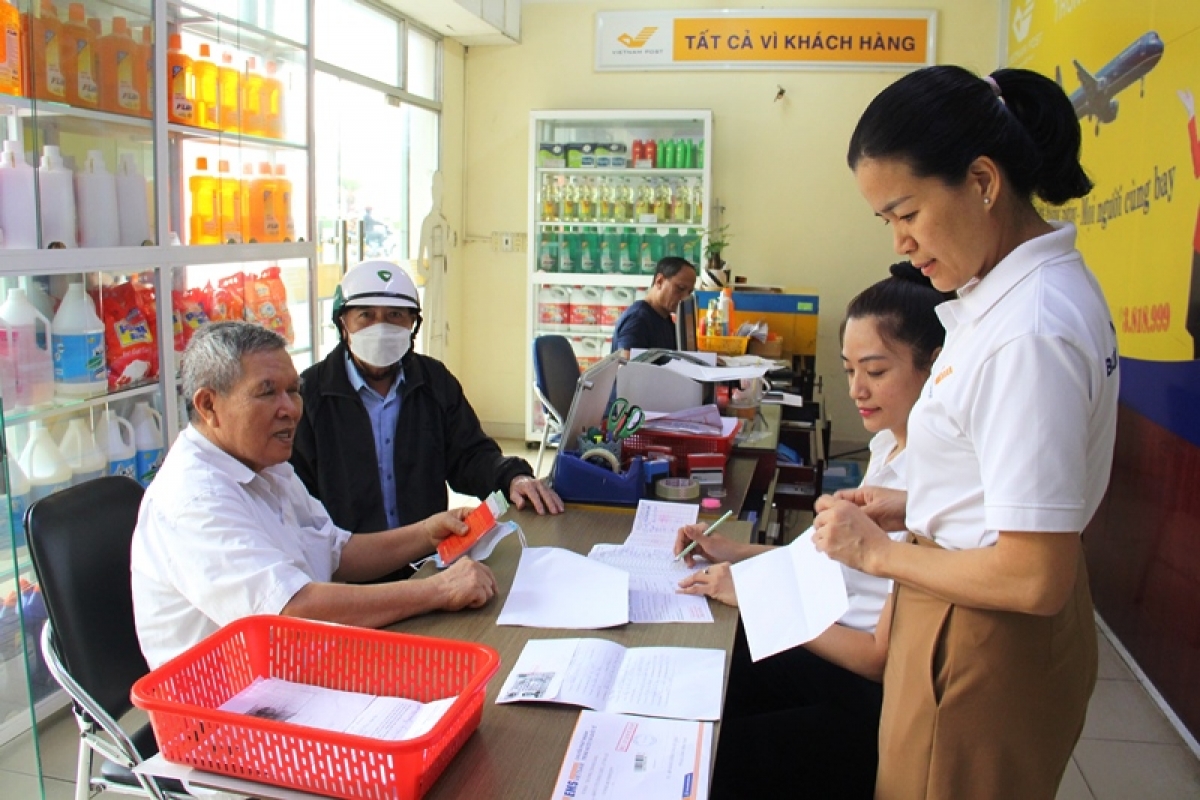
[131,321,497,669]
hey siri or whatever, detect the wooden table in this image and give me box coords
[391,506,752,799]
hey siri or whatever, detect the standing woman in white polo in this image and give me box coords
[813,65,1119,800]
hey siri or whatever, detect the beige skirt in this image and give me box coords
[876,537,1097,800]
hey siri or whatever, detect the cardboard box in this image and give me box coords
[537,143,566,167]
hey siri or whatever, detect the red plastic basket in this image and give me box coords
[131,615,500,800]
[620,420,742,469]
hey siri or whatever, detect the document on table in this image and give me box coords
[625,499,700,550]
[497,547,630,628]
[496,637,725,720]
[589,544,713,623]
[731,528,850,662]
[550,711,713,800]
[217,677,456,741]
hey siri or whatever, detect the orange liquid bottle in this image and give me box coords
[247,162,279,243]
[25,1,65,102]
[240,162,253,242]
[192,42,218,129]
[96,16,139,115]
[134,24,151,119]
[240,56,264,136]
[189,156,220,245]
[165,33,193,125]
[262,59,285,139]
[273,163,294,241]
[59,4,97,108]
[217,159,242,244]
[0,0,23,96]
[217,50,240,133]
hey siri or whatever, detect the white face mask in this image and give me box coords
[348,323,411,367]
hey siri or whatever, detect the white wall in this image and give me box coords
[447,0,1001,446]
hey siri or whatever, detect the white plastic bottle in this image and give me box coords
[0,288,55,409]
[59,418,107,485]
[129,401,163,487]
[4,453,30,548]
[0,140,38,249]
[94,409,137,482]
[115,153,151,246]
[51,283,107,397]
[716,288,735,337]
[0,317,16,414]
[37,145,78,248]
[74,149,120,248]
[19,423,74,502]
[537,285,569,332]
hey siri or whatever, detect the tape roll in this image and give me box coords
[580,447,621,472]
[656,477,700,500]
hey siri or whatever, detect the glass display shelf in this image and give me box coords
[533,273,652,287]
[168,122,307,150]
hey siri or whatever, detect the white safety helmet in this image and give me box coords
[333,260,422,336]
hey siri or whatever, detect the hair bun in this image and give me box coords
[889,261,932,286]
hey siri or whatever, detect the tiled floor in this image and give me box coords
[2,441,1197,798]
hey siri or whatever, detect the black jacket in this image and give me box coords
[292,342,533,534]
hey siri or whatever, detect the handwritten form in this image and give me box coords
[496,638,725,721]
[731,528,850,662]
[625,500,701,549]
[551,711,712,800]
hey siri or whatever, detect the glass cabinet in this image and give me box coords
[0,0,317,788]
[525,109,713,441]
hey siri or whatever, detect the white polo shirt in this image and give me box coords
[905,223,1118,551]
[131,426,353,668]
[838,429,909,632]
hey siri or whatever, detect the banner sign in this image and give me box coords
[596,9,936,71]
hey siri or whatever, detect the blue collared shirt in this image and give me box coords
[345,354,404,528]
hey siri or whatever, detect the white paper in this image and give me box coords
[216,677,456,741]
[589,544,713,623]
[496,638,725,720]
[550,711,713,800]
[659,359,770,382]
[497,547,630,629]
[731,529,850,662]
[625,500,700,550]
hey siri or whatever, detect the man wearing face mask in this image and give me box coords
[292,261,562,568]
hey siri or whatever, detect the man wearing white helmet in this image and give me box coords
[292,261,562,564]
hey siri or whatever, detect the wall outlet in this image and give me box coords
[491,232,525,252]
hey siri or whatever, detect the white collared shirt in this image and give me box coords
[131,426,353,668]
[905,223,1119,550]
[838,429,908,632]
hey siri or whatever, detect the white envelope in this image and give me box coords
[497,547,630,629]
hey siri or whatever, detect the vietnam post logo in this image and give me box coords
[1012,0,1034,43]
[617,27,658,49]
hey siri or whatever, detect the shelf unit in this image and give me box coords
[0,0,318,776]
[525,109,713,442]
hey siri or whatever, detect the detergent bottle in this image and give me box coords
[37,145,77,248]
[246,162,279,243]
[217,50,240,133]
[74,149,120,247]
[51,282,106,396]
[96,16,140,115]
[262,60,285,139]
[94,409,136,481]
[19,422,73,502]
[3,452,29,547]
[129,401,163,486]
[188,156,220,245]
[241,56,265,136]
[166,33,194,124]
[60,2,98,108]
[0,0,22,96]
[58,417,106,484]
[0,288,54,408]
[216,159,242,244]
[537,285,569,331]
[25,0,66,102]
[115,152,151,246]
[0,140,37,249]
[192,42,218,129]
[135,24,152,119]
[274,163,294,241]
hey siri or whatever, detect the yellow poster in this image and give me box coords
[1006,0,1200,363]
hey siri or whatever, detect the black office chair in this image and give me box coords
[532,334,582,475]
[25,476,188,800]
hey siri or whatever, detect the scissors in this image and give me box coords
[606,398,645,441]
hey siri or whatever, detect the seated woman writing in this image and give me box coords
[674,262,950,799]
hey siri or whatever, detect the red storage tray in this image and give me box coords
[131,615,500,800]
[620,420,742,468]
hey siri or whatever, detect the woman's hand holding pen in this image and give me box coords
[812,496,893,575]
[677,562,738,607]
[673,523,745,567]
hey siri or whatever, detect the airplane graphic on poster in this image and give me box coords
[1056,32,1165,134]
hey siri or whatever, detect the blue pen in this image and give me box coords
[675,509,734,562]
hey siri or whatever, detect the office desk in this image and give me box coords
[392,508,752,800]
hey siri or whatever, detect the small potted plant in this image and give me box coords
[701,224,732,288]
